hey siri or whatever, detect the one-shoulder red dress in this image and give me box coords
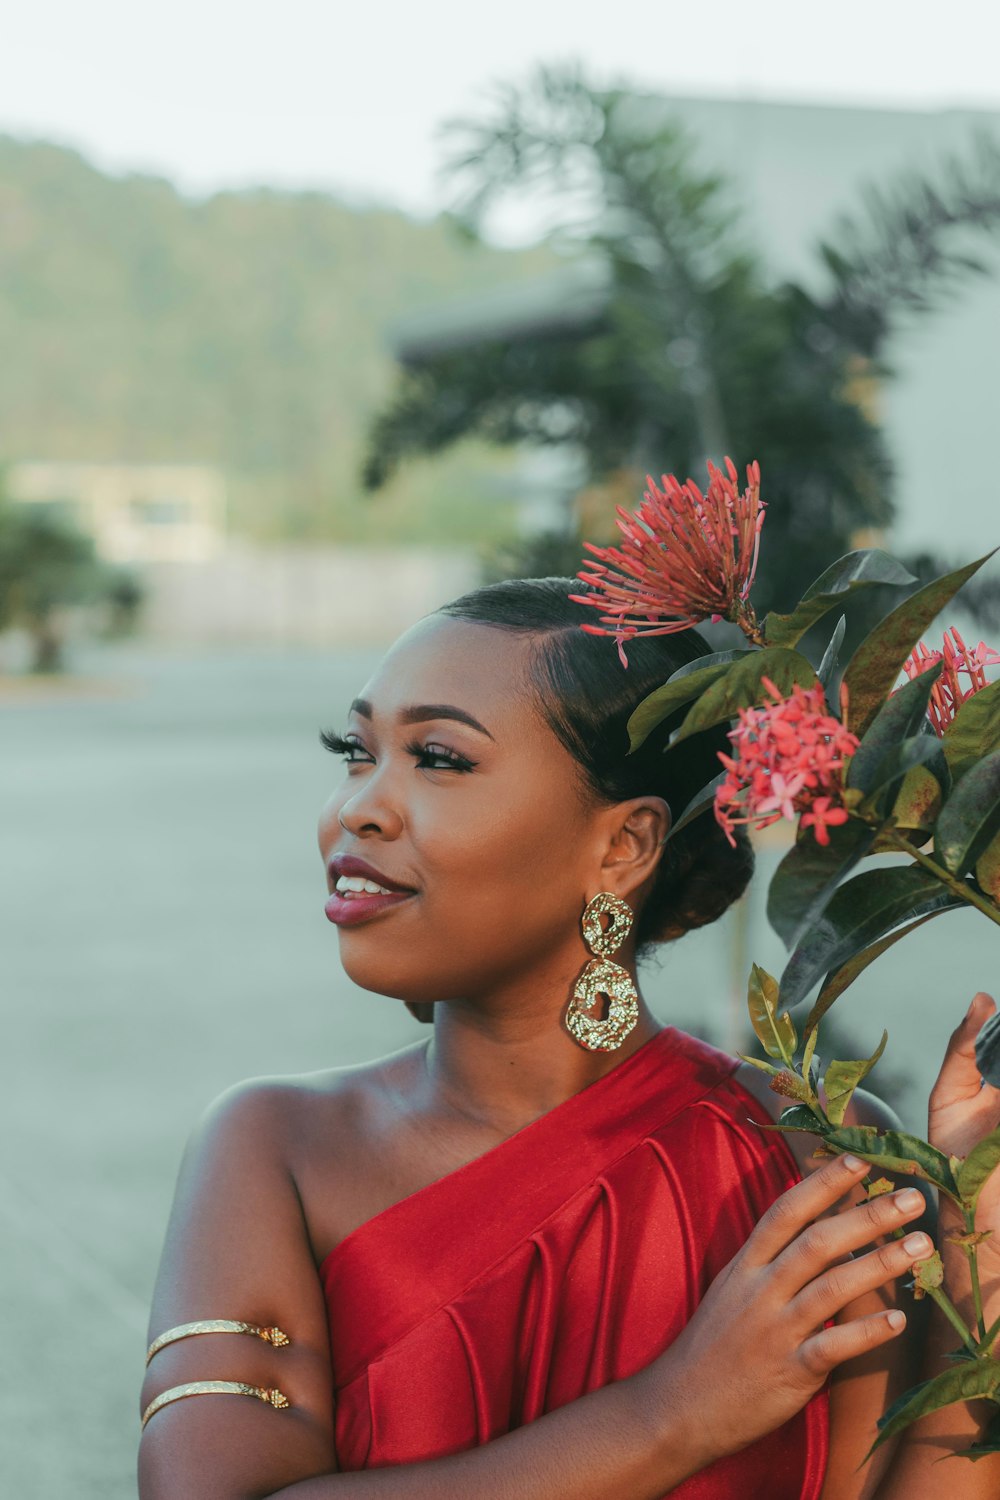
[320,1026,828,1498]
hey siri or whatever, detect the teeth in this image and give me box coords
[336,875,394,895]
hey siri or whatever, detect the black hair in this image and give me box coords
[438,576,754,951]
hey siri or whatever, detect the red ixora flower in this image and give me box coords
[901,626,1000,735]
[570,458,765,665]
[714,677,860,847]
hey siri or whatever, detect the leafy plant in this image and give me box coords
[578,454,1000,1456]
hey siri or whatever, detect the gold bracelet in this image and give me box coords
[141,1381,290,1429]
[145,1320,290,1366]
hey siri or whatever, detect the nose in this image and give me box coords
[325,771,404,844]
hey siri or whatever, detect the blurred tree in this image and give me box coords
[364,67,1000,617]
[0,491,143,672]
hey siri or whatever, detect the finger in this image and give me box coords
[930,992,1000,1110]
[770,1186,928,1293]
[798,1308,907,1380]
[742,1154,871,1266]
[793,1229,933,1329]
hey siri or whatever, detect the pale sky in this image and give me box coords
[3,0,999,236]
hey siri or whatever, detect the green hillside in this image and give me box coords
[0,135,553,542]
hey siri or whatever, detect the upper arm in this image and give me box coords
[139,1082,337,1500]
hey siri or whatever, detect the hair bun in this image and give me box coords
[644,820,754,945]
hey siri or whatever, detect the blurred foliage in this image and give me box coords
[0,481,144,672]
[0,135,553,545]
[365,67,1000,618]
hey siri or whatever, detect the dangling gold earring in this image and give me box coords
[564,892,639,1053]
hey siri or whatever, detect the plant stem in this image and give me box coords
[961,1206,989,1343]
[969,1253,987,1343]
[878,826,1000,927]
[980,1308,1000,1355]
[925,1284,981,1356]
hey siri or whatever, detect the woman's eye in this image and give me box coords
[410,741,475,772]
[319,730,373,764]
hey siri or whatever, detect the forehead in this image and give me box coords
[353,615,542,732]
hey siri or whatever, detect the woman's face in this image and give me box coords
[316,616,614,1007]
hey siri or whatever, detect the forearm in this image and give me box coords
[269,1361,713,1500]
[876,1212,1000,1498]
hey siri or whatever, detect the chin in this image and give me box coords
[336,937,463,1007]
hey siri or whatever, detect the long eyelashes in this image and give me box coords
[318,729,476,773]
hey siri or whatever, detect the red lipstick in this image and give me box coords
[324,854,417,927]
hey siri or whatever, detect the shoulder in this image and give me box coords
[188,1040,427,1168]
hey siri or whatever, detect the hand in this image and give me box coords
[928,991,1000,1281]
[647,1153,930,1465]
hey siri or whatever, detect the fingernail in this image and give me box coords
[903,1233,932,1255]
[842,1154,866,1171]
[895,1189,923,1213]
[886,1310,906,1331]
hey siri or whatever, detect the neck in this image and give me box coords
[420,953,663,1137]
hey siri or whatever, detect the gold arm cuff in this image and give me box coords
[145,1320,290,1365]
[141,1381,290,1429]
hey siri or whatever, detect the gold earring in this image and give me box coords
[564,892,639,1053]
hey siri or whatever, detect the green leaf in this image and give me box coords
[669,647,820,746]
[804,909,946,1033]
[943,678,1000,781]
[747,963,797,1061]
[976,826,1000,902]
[737,1053,780,1076]
[957,1127,1000,1213]
[935,747,1000,876]
[825,1124,962,1202]
[663,771,727,844]
[842,549,998,738]
[855,735,951,821]
[627,655,754,751]
[817,614,847,691]
[767,1102,830,1135]
[977,1012,1000,1089]
[846,662,943,796]
[868,1359,1000,1455]
[780,866,968,1008]
[767,818,877,950]
[763,550,916,649]
[824,1031,888,1127]
[888,761,945,836]
[801,1026,819,1085]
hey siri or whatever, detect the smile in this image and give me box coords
[324,885,416,927]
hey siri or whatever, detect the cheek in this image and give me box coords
[412,781,592,944]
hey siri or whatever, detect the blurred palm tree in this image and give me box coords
[364,66,1000,623]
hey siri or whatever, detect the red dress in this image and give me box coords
[320,1026,828,1497]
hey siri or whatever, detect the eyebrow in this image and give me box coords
[349,699,495,741]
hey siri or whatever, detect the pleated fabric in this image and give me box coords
[320,1027,828,1498]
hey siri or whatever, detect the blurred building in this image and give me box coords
[390,95,1000,557]
[7,460,226,563]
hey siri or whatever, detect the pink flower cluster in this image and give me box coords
[714,677,861,847]
[570,458,765,665]
[901,626,1000,735]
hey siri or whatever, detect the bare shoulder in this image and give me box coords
[187,1038,428,1172]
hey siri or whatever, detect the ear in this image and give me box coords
[598,796,671,899]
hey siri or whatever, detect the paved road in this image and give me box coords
[1,640,989,1496]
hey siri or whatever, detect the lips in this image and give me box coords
[324,853,417,928]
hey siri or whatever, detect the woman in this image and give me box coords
[139,579,1000,1499]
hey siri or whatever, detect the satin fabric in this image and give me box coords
[320,1026,828,1497]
